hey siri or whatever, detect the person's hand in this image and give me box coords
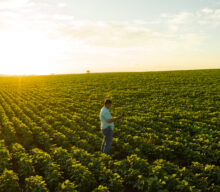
[117,114,123,119]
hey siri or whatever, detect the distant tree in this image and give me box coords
[86,70,91,74]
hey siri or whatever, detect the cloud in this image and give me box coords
[202,8,214,14]
[0,0,30,9]
[162,12,194,25]
[197,8,220,26]
[161,8,220,27]
[0,2,219,72]
[53,17,207,54]
[0,2,216,51]
[56,21,156,48]
[57,3,66,8]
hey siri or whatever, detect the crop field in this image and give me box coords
[0,69,219,192]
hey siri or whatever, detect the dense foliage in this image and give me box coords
[0,69,219,191]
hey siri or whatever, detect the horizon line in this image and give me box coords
[0,68,219,77]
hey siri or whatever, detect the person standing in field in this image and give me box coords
[100,99,123,155]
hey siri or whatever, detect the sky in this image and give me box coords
[0,0,220,75]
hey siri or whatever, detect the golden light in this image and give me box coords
[0,29,58,75]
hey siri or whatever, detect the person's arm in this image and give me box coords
[106,115,123,123]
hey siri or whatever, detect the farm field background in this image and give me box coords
[0,69,219,192]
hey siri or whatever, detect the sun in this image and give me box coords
[0,29,58,75]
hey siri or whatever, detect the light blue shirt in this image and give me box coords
[100,106,114,130]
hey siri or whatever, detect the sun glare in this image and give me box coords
[0,29,57,75]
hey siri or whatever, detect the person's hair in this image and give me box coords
[104,98,112,105]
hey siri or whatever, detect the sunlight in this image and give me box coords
[0,29,58,75]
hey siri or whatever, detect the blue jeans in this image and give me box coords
[101,126,113,155]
